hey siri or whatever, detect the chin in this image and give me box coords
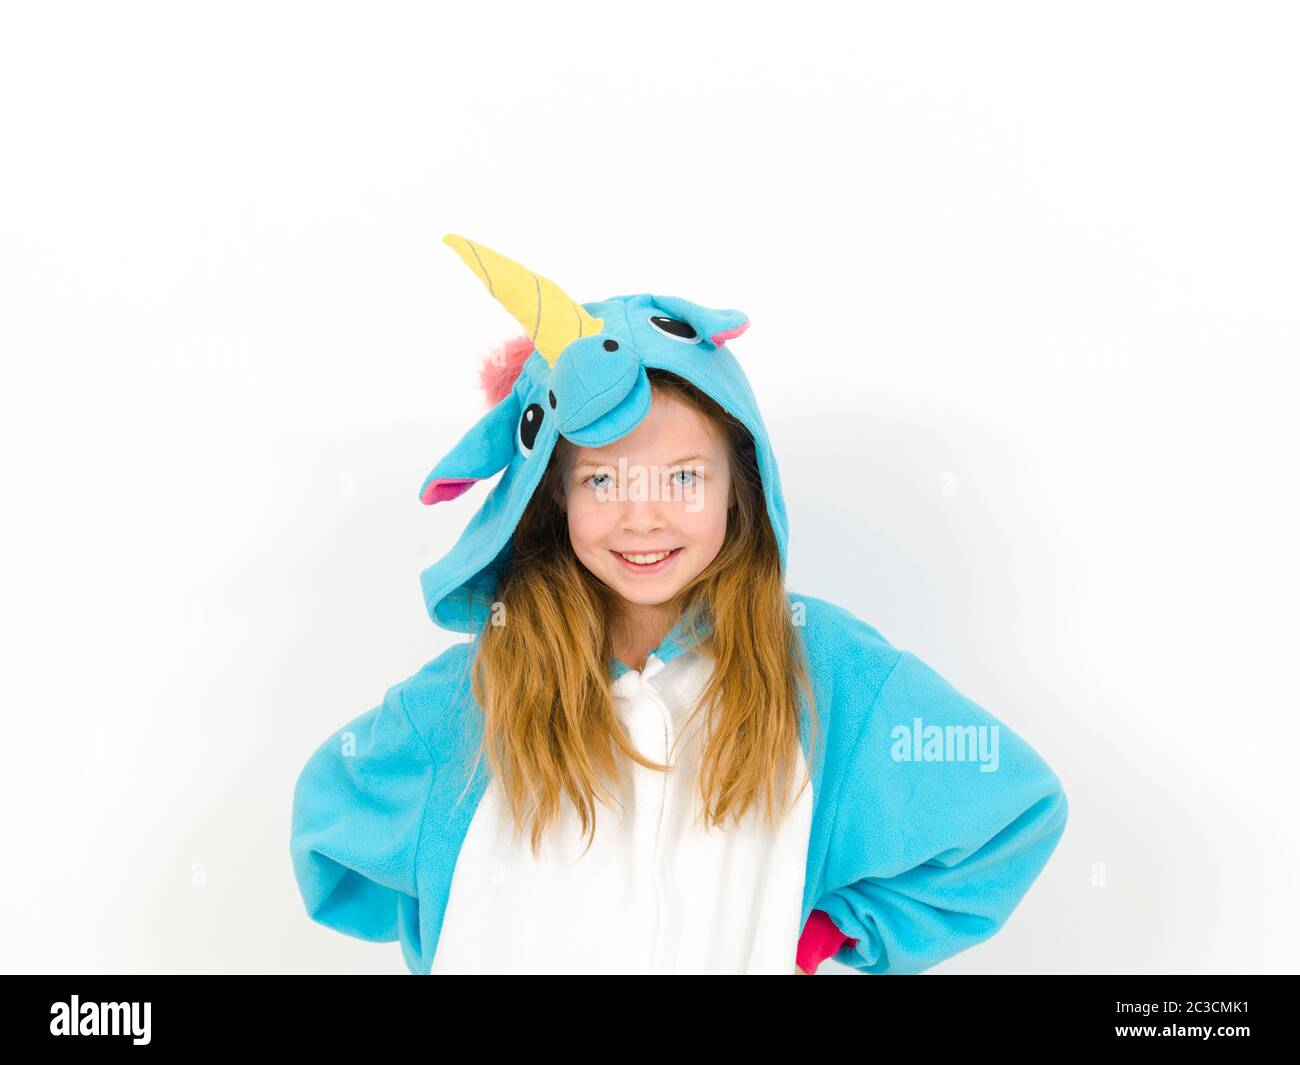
[611,584,681,606]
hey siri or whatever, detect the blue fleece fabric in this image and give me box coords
[289,270,1068,975]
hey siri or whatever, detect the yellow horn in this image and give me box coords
[442,233,603,367]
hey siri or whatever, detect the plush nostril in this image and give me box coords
[603,339,619,352]
[548,390,557,409]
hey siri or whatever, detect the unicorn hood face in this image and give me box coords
[417,233,789,633]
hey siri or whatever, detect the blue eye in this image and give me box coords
[671,469,700,487]
[584,472,612,489]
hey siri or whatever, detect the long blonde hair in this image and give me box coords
[466,368,821,857]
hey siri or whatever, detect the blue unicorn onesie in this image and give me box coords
[289,233,1069,975]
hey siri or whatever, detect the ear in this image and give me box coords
[417,391,522,505]
[649,294,750,349]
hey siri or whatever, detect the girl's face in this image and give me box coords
[563,390,732,611]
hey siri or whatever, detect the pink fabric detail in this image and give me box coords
[796,908,857,974]
[479,334,535,406]
[420,477,480,505]
[709,319,750,348]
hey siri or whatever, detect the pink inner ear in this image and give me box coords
[420,477,480,505]
[710,319,750,347]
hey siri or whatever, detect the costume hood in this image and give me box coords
[417,233,789,633]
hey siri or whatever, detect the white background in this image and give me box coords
[1,0,1296,974]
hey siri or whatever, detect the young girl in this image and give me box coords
[289,234,1069,975]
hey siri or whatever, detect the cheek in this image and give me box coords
[564,494,611,552]
[681,480,731,550]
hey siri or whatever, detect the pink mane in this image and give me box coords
[478,334,535,406]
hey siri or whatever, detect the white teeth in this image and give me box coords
[619,550,675,565]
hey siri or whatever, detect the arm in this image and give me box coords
[815,650,1068,975]
[289,679,434,943]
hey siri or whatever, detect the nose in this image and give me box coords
[552,336,641,435]
[619,488,669,538]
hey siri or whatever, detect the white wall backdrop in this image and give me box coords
[1,0,1296,973]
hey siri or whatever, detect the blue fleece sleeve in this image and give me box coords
[289,680,433,943]
[815,650,1068,974]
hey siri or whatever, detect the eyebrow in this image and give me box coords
[573,454,711,470]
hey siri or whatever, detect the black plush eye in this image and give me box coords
[518,403,544,455]
[648,315,701,343]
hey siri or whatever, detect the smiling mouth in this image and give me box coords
[611,547,683,570]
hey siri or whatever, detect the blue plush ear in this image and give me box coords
[649,294,750,349]
[417,391,521,505]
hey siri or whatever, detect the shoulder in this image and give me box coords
[786,590,906,726]
[787,590,902,678]
[394,640,479,752]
